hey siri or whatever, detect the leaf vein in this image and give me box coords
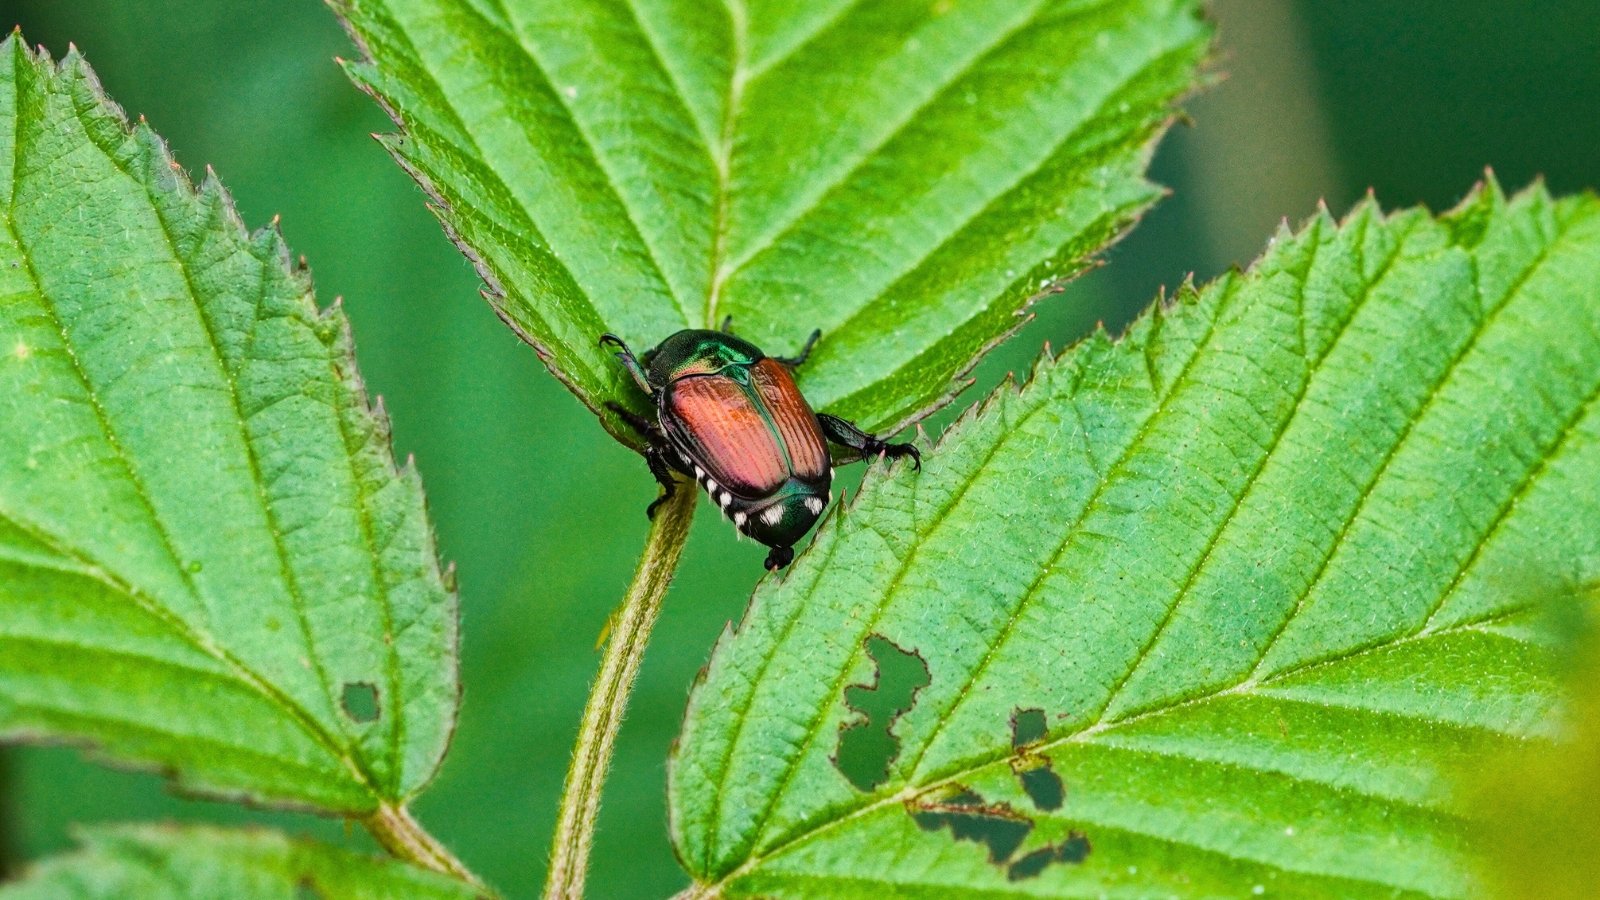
[1,97,375,801]
[447,0,694,326]
[719,0,1049,282]
[711,607,1526,891]
[740,273,1230,862]
[1246,207,1586,680]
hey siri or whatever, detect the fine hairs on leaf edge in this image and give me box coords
[0,33,462,811]
[865,15,1225,444]
[323,4,619,441]
[784,172,1546,580]
[663,172,1571,890]
[324,3,1219,456]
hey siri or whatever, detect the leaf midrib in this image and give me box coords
[378,0,1158,342]
[2,68,383,801]
[730,839,1440,900]
[722,262,1235,867]
[0,502,369,792]
[700,606,1531,895]
[713,0,1048,285]
[700,198,1600,888]
[703,0,746,328]
[139,178,359,789]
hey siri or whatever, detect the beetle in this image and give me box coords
[600,322,920,571]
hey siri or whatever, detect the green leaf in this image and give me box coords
[0,37,457,813]
[0,824,481,898]
[670,179,1600,896]
[329,0,1211,442]
[1474,582,1600,900]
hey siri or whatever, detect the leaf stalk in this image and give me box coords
[545,485,697,899]
[365,802,486,891]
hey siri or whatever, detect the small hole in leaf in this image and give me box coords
[1010,706,1065,811]
[1006,833,1091,881]
[341,682,380,723]
[1011,707,1048,748]
[907,715,1087,880]
[1016,762,1065,811]
[833,635,931,791]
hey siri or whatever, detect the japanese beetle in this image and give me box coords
[601,322,920,571]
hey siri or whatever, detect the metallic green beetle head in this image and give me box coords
[642,329,762,387]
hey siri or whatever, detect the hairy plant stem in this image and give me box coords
[366,802,486,890]
[545,486,698,899]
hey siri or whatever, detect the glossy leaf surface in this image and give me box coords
[671,180,1600,896]
[330,0,1211,441]
[0,37,457,813]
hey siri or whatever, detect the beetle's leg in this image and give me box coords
[605,401,661,441]
[764,545,794,571]
[817,413,921,471]
[604,400,682,518]
[719,315,734,334]
[644,445,681,519]
[599,333,653,394]
[772,329,821,368]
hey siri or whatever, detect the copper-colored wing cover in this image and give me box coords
[663,359,829,497]
[749,359,829,482]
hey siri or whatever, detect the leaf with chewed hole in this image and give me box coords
[0,37,456,813]
[329,0,1211,445]
[671,179,1600,896]
[0,825,480,899]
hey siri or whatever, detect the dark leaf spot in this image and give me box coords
[341,681,380,723]
[296,876,323,900]
[1006,833,1091,881]
[833,635,930,791]
[908,785,1032,864]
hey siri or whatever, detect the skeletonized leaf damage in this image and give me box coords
[672,179,1600,896]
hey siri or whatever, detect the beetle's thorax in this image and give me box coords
[646,329,762,385]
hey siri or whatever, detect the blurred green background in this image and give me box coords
[2,1,1597,896]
